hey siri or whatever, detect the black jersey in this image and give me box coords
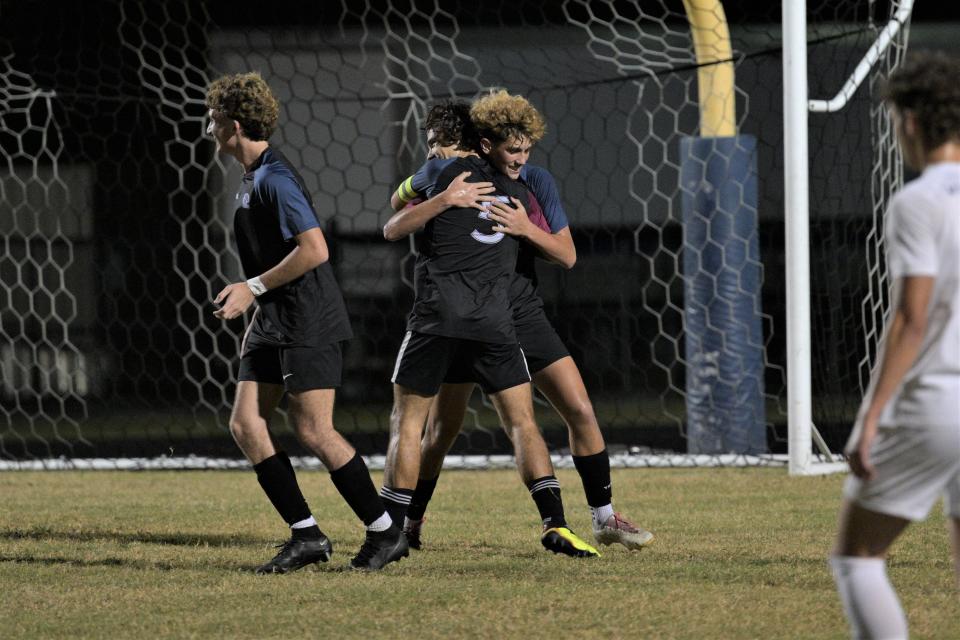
[406,155,529,344]
[233,147,352,348]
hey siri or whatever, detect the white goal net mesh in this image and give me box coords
[0,1,909,469]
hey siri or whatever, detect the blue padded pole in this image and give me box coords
[680,135,766,454]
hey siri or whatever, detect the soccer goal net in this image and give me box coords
[0,1,910,470]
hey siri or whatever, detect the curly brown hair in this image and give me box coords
[423,100,479,151]
[470,90,546,145]
[205,72,280,142]
[883,51,960,151]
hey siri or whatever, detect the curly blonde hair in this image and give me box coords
[205,72,280,142]
[470,90,546,145]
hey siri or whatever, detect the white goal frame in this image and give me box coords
[783,0,914,475]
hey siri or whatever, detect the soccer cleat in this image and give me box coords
[403,517,425,550]
[255,535,333,574]
[593,512,654,550]
[541,526,601,558]
[350,525,410,571]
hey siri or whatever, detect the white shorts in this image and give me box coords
[844,425,960,521]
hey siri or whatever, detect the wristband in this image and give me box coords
[246,276,267,297]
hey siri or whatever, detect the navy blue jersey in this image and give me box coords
[407,155,528,344]
[233,147,352,348]
[509,164,570,320]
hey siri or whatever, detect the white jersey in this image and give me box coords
[878,161,960,429]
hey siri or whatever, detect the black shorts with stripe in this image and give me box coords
[444,307,568,384]
[391,331,530,396]
[238,341,344,392]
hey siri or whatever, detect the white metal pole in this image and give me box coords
[783,0,813,475]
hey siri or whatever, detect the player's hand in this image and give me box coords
[487,197,531,237]
[442,171,496,210]
[846,414,878,480]
[213,282,255,320]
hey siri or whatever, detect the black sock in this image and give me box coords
[253,452,312,527]
[527,476,566,528]
[380,486,414,526]
[329,453,387,526]
[291,525,322,540]
[407,475,440,522]
[572,450,613,508]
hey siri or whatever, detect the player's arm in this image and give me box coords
[846,275,934,479]
[215,175,329,320]
[214,227,329,320]
[383,171,495,241]
[486,197,576,269]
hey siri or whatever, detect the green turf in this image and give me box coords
[1,469,955,639]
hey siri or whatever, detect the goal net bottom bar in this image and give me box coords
[0,453,847,472]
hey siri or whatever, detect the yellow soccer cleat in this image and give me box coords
[541,526,602,558]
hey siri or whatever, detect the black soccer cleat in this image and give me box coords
[403,517,424,551]
[255,535,333,574]
[349,525,410,571]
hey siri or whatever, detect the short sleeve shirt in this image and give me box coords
[879,162,960,429]
[233,147,352,348]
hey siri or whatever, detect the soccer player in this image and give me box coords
[830,51,960,639]
[205,71,407,573]
[382,94,600,558]
[386,96,653,552]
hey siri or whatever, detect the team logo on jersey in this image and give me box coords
[470,195,511,244]
[241,192,251,208]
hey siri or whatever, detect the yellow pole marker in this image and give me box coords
[682,0,736,137]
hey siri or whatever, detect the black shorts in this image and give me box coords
[392,331,530,396]
[238,342,343,392]
[445,308,568,383]
[514,307,569,374]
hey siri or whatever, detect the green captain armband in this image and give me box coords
[395,175,420,204]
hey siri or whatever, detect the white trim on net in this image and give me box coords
[0,454,848,473]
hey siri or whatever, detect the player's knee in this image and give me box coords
[294,418,336,445]
[561,398,597,428]
[500,417,538,441]
[228,416,258,443]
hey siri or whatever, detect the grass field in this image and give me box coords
[1,468,956,639]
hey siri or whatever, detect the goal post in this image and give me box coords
[784,0,913,475]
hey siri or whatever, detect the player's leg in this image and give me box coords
[405,382,476,549]
[383,384,434,521]
[830,500,911,640]
[383,331,451,533]
[232,347,332,574]
[944,466,960,589]
[521,310,653,550]
[830,424,959,638]
[487,380,598,558]
[474,338,599,558]
[284,343,407,571]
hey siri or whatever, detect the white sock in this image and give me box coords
[590,504,615,528]
[290,515,317,529]
[830,555,908,640]
[367,511,392,532]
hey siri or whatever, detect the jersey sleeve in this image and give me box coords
[525,190,552,233]
[394,158,453,204]
[259,171,320,241]
[885,192,938,278]
[521,165,569,233]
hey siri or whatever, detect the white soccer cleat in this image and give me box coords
[593,513,654,550]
